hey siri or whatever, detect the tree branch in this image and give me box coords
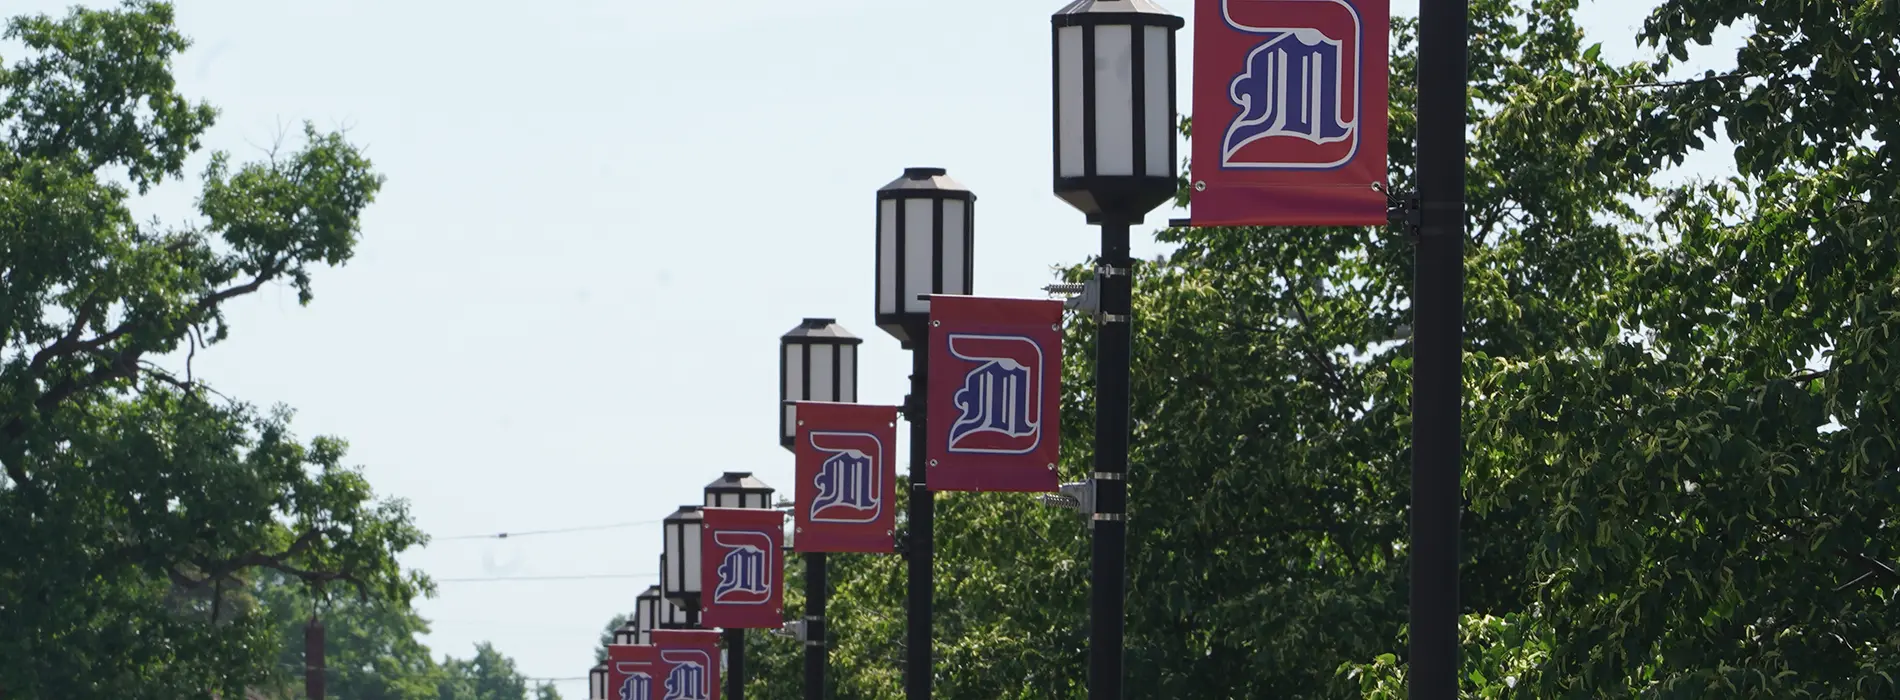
[169,528,374,601]
[1,259,290,488]
[1609,70,1762,92]
[1272,260,1354,401]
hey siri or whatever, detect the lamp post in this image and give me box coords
[662,506,704,627]
[613,621,638,647]
[590,663,608,700]
[779,317,863,700]
[874,166,975,700]
[636,585,662,644]
[704,472,776,700]
[1049,2,1181,698]
[1412,0,1468,697]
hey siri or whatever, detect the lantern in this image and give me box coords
[779,318,862,449]
[1051,0,1183,221]
[661,505,703,615]
[875,167,976,345]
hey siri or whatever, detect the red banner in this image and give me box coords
[925,295,1064,493]
[607,644,661,700]
[699,507,785,629]
[1190,0,1391,227]
[793,402,899,553]
[650,629,721,700]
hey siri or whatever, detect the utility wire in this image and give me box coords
[433,573,653,583]
[431,518,663,542]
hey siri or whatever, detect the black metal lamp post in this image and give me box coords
[590,663,608,700]
[662,506,705,627]
[636,585,662,644]
[779,318,864,700]
[613,621,639,646]
[874,166,975,700]
[1411,0,1469,697]
[703,473,776,700]
[1049,2,1181,698]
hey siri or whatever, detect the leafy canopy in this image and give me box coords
[0,1,427,696]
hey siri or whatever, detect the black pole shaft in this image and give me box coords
[805,552,827,700]
[1089,217,1133,700]
[905,335,934,700]
[687,602,701,630]
[726,628,746,700]
[1410,0,1468,697]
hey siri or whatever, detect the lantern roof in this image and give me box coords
[781,318,862,344]
[1053,0,1181,20]
[879,167,971,195]
[705,471,773,494]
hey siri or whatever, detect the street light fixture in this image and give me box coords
[636,585,662,644]
[1050,2,1182,699]
[780,318,863,449]
[875,166,976,700]
[779,318,865,700]
[875,167,975,347]
[613,620,638,646]
[705,473,774,700]
[590,663,608,700]
[662,506,704,626]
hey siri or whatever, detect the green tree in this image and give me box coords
[594,611,632,662]
[0,1,423,696]
[249,570,444,700]
[437,642,558,700]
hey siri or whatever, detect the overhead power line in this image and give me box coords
[433,573,653,583]
[431,518,663,542]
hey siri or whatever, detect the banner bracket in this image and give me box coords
[1388,190,1421,236]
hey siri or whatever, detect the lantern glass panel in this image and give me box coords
[1143,25,1171,176]
[1094,24,1136,176]
[782,344,801,441]
[1057,26,1086,177]
[810,344,834,401]
[840,345,857,402]
[877,201,899,316]
[783,344,803,402]
[680,524,700,594]
[944,199,968,296]
[903,198,935,315]
[663,525,681,595]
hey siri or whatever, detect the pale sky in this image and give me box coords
[8,0,1740,694]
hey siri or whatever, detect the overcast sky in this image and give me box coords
[8,0,1744,694]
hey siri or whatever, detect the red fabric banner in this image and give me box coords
[606,644,661,700]
[925,295,1064,493]
[699,507,786,629]
[793,401,899,553]
[1190,0,1392,227]
[650,629,721,700]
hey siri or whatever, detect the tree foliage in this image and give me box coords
[0,1,429,695]
[740,0,1900,697]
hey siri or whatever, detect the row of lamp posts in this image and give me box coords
[587,1,1183,698]
[590,0,1469,696]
